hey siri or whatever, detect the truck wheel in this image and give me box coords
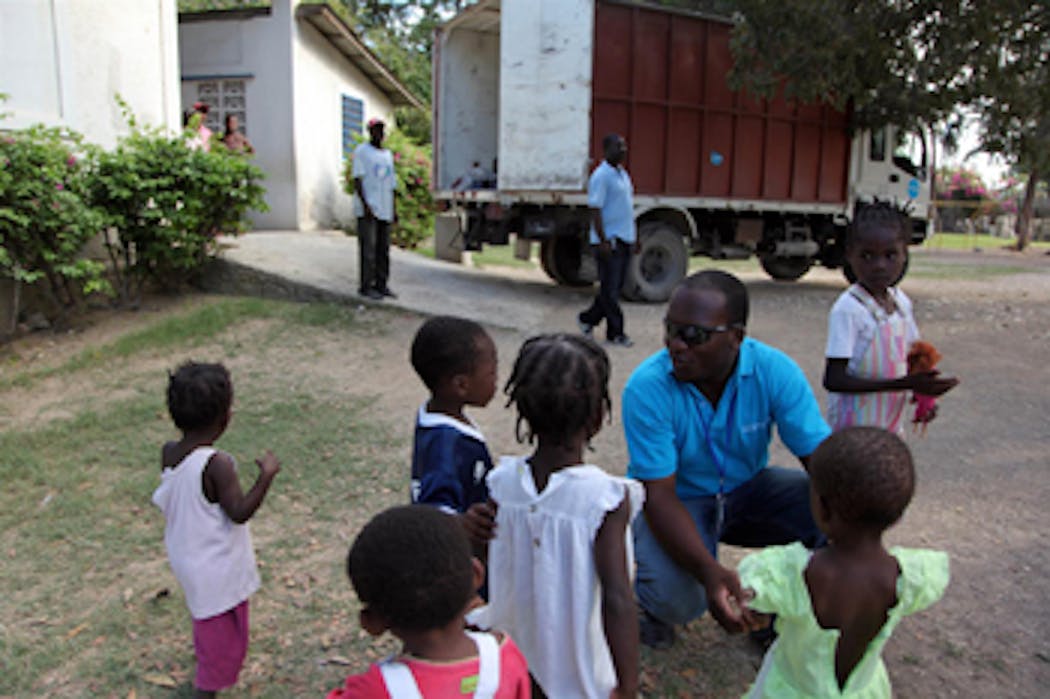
[540,236,591,287]
[759,254,812,281]
[623,222,688,302]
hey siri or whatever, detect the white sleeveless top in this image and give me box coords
[152,447,260,619]
[483,456,644,699]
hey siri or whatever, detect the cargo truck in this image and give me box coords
[432,0,932,301]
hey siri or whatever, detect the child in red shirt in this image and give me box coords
[326,505,531,698]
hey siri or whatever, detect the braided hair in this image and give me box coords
[850,199,910,248]
[504,333,611,447]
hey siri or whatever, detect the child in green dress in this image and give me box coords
[739,427,948,698]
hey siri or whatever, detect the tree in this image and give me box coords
[726,1,1049,251]
[967,1,1049,250]
[725,1,978,132]
[330,0,466,143]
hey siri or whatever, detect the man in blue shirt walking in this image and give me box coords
[622,270,831,648]
[578,133,636,347]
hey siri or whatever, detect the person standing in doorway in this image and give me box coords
[578,134,636,347]
[352,118,397,300]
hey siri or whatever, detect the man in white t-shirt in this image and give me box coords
[352,119,397,300]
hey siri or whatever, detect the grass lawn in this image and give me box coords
[923,231,1050,251]
[0,297,410,697]
[0,294,768,698]
[412,233,1049,284]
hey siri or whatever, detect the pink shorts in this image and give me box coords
[192,599,250,691]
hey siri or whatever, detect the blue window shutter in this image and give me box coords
[342,94,364,158]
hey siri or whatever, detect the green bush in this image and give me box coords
[0,124,109,308]
[343,127,433,249]
[91,108,267,303]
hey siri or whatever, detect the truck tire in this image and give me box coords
[540,236,591,287]
[759,254,812,281]
[623,222,688,302]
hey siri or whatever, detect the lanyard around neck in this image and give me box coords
[695,382,737,497]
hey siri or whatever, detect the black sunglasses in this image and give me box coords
[664,319,739,347]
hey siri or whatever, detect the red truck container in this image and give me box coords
[433,0,931,300]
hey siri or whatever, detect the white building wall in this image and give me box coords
[1,0,180,147]
[499,0,593,190]
[179,3,298,229]
[291,16,395,230]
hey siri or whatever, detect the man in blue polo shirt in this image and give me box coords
[578,133,636,347]
[622,269,830,649]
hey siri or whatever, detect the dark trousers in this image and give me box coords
[633,466,825,625]
[357,215,391,292]
[579,242,631,340]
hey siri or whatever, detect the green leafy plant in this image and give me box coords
[90,100,267,304]
[342,127,433,249]
[0,123,109,309]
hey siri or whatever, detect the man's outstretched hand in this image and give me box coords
[703,563,756,634]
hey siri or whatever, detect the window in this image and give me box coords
[342,94,364,157]
[869,128,886,162]
[892,129,927,178]
[194,79,248,134]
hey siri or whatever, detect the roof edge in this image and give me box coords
[296,3,425,111]
[179,6,272,23]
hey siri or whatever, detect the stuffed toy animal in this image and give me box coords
[907,341,942,435]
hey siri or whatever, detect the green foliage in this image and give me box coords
[0,124,109,308]
[394,106,432,145]
[343,128,433,249]
[177,0,268,11]
[725,0,1049,249]
[726,1,975,133]
[90,104,267,303]
[967,2,1050,177]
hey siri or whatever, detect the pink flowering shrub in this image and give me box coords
[90,101,267,303]
[0,124,109,308]
[935,167,989,201]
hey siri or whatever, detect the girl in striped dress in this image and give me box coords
[823,202,957,432]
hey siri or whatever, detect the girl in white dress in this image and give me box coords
[482,334,644,699]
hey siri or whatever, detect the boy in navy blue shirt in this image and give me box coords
[410,316,498,520]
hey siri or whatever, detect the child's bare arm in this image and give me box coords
[460,499,497,562]
[595,496,638,699]
[204,450,280,524]
[824,358,957,395]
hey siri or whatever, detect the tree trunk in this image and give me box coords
[1014,171,1038,251]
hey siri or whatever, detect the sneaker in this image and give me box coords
[639,609,675,650]
[577,317,593,336]
[358,288,383,300]
[607,335,634,348]
[377,287,398,299]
